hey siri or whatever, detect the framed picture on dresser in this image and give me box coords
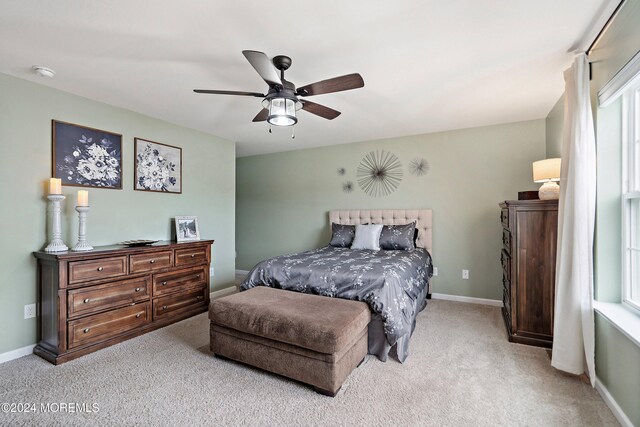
[175,216,200,242]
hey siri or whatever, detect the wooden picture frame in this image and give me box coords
[175,216,200,242]
[52,120,123,189]
[134,137,182,194]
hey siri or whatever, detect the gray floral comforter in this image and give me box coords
[240,246,433,347]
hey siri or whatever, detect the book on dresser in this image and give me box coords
[499,200,558,348]
[33,240,214,364]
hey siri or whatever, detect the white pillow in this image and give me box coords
[350,224,384,250]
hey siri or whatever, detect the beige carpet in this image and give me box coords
[0,300,617,426]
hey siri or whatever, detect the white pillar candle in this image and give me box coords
[77,190,89,207]
[49,178,62,195]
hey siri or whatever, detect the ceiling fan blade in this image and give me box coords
[193,89,265,97]
[301,100,341,120]
[252,108,268,122]
[242,50,283,88]
[297,73,364,96]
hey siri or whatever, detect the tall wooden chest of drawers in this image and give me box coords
[499,200,557,348]
[33,240,213,364]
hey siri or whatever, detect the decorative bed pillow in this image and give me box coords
[351,224,384,250]
[329,223,356,247]
[379,222,416,251]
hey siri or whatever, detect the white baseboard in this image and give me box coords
[0,344,35,364]
[235,269,249,276]
[210,286,237,300]
[595,376,633,427]
[431,293,503,307]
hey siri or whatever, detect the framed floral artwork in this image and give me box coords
[52,120,123,189]
[175,216,200,242]
[134,138,182,193]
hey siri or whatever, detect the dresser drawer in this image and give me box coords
[502,228,511,254]
[503,288,511,315]
[502,275,511,297]
[153,287,207,320]
[67,276,151,318]
[68,302,150,349]
[153,266,207,297]
[500,208,509,229]
[130,251,173,273]
[69,256,127,284]
[501,250,511,278]
[175,246,208,267]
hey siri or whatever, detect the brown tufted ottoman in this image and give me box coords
[209,287,370,396]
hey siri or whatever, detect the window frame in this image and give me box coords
[622,80,640,312]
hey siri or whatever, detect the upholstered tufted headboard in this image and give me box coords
[329,209,433,255]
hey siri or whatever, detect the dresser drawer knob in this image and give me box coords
[149,259,155,264]
[136,314,142,318]
[191,254,196,258]
[135,287,141,292]
[162,281,167,286]
[97,267,104,272]
[83,298,90,303]
[83,328,90,333]
[196,296,203,300]
[162,305,167,310]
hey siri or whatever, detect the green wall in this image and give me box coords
[0,73,236,355]
[545,95,564,158]
[595,315,640,425]
[237,120,545,300]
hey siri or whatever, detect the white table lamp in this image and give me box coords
[533,158,561,200]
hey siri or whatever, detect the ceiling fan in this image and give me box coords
[194,50,364,135]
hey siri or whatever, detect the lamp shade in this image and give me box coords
[532,158,561,183]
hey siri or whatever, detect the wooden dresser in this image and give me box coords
[499,200,557,348]
[33,240,214,364]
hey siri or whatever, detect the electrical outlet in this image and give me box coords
[210,266,215,277]
[462,269,469,280]
[433,267,438,277]
[24,303,36,319]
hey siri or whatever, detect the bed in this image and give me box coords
[240,209,433,362]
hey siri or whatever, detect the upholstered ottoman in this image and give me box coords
[209,287,370,396]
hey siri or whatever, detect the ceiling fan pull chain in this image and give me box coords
[291,126,295,140]
[269,125,272,134]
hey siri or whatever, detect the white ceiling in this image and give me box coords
[0,0,612,157]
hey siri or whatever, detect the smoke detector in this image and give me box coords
[32,66,55,78]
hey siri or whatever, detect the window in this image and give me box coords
[622,79,640,311]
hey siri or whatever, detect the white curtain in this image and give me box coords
[551,54,596,384]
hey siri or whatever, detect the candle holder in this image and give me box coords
[72,205,93,252]
[45,194,69,252]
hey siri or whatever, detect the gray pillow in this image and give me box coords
[329,223,356,247]
[379,222,416,251]
[351,224,384,250]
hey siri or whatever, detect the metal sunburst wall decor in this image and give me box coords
[342,181,354,193]
[409,158,429,176]
[356,150,403,197]
[337,167,346,176]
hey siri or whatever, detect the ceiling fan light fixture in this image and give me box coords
[265,97,298,127]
